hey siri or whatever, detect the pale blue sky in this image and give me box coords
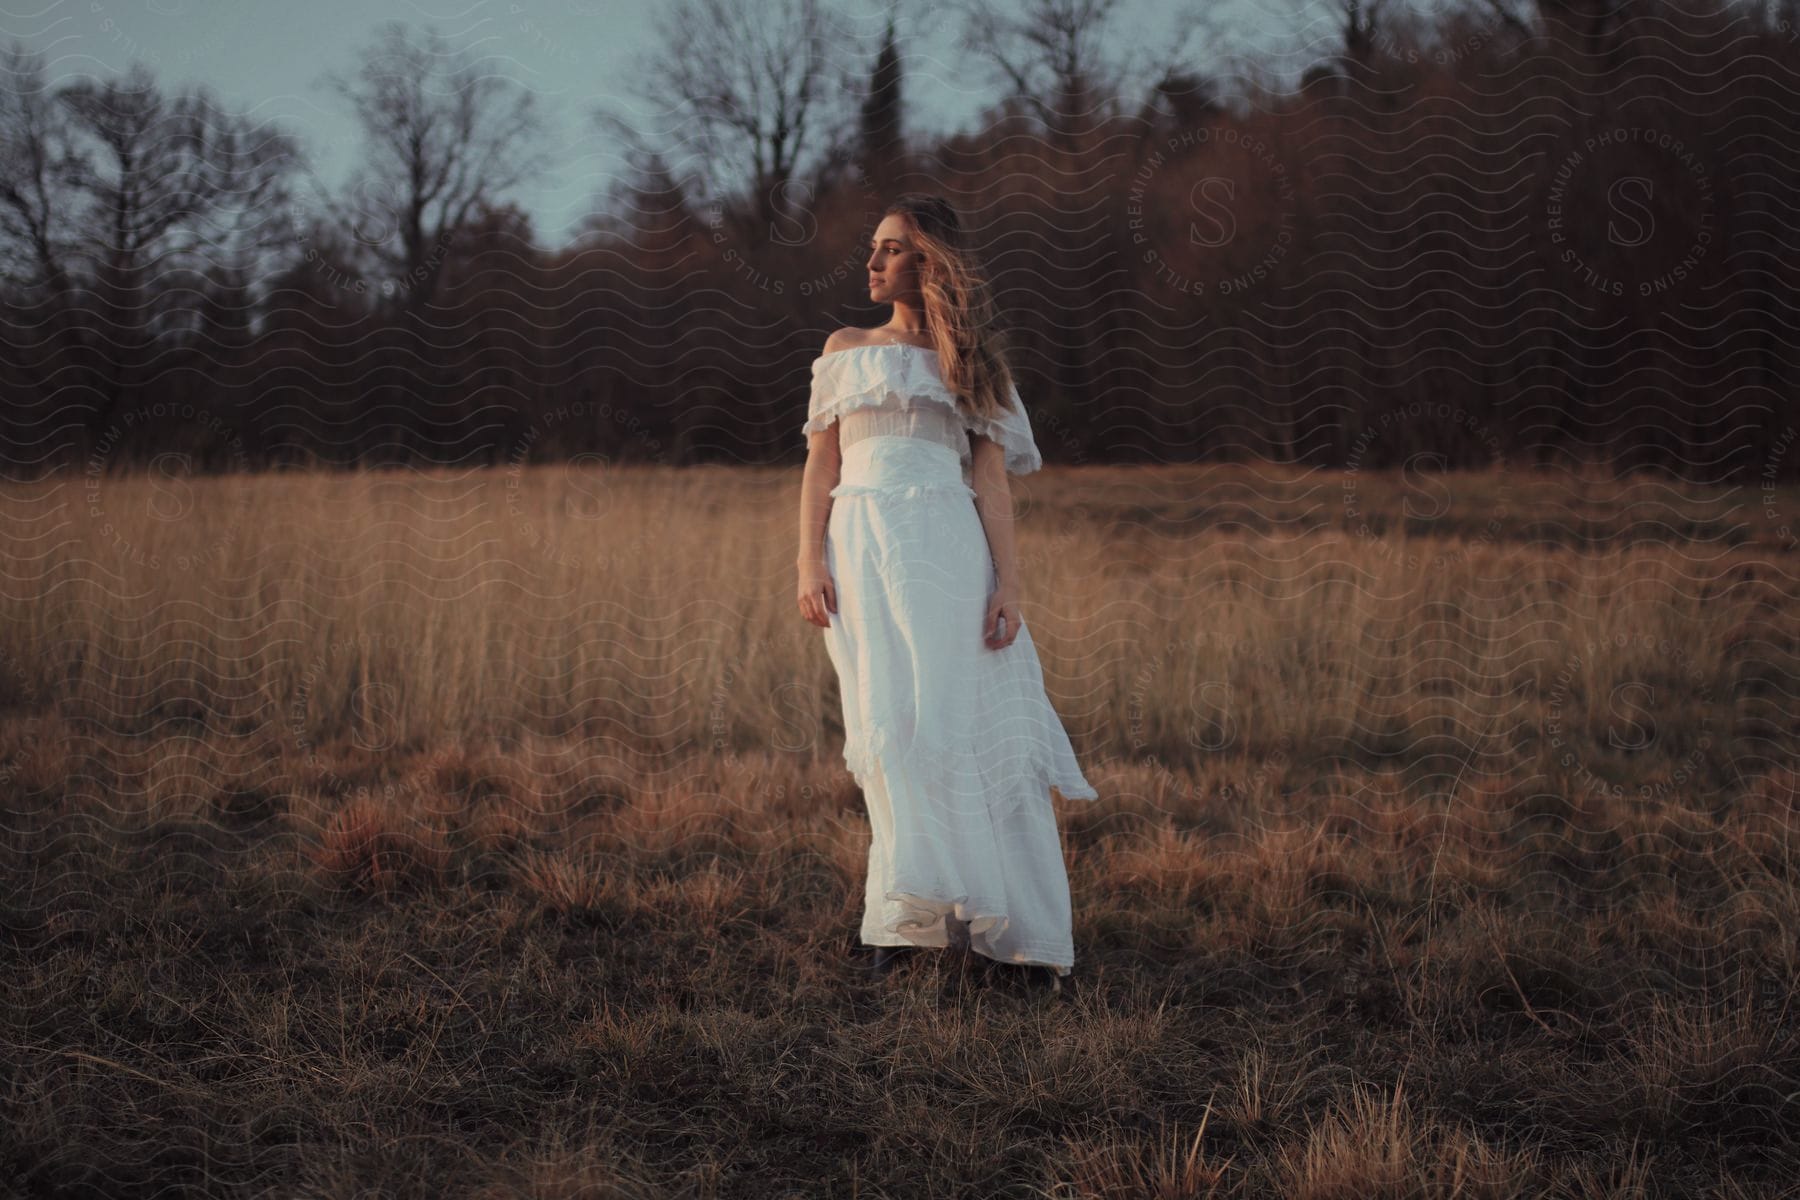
[4,0,1350,247]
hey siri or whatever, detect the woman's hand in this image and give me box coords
[984,578,1023,650]
[797,560,837,627]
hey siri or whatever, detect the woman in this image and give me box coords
[795,193,1099,995]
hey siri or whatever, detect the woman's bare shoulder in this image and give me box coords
[823,327,873,355]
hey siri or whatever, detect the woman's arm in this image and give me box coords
[969,432,1023,649]
[796,423,842,627]
[797,424,842,566]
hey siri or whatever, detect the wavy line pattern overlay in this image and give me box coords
[1,1,1797,1195]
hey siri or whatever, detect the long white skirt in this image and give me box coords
[821,435,1098,976]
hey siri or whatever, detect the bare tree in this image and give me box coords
[17,58,303,439]
[953,0,1207,154]
[1534,0,1639,69]
[857,15,906,191]
[606,0,833,240]
[0,42,84,294]
[1475,0,1539,40]
[319,22,553,315]
[1132,66,1221,137]
[1339,0,1394,78]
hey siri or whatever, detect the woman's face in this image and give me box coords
[866,216,923,304]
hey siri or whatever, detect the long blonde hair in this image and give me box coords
[882,193,1018,427]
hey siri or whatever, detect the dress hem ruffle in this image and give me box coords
[867,892,1075,977]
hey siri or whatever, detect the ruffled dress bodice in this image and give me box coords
[803,344,1045,480]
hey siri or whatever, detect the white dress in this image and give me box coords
[803,342,1100,976]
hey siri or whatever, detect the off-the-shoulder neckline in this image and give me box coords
[814,342,938,364]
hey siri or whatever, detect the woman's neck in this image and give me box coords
[883,302,927,337]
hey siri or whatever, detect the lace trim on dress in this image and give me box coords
[805,346,958,435]
[803,392,960,437]
[805,345,1043,475]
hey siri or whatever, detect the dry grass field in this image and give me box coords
[1,460,1796,1198]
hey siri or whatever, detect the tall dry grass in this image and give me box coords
[0,460,1794,1197]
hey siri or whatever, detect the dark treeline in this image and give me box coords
[2,0,1797,483]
